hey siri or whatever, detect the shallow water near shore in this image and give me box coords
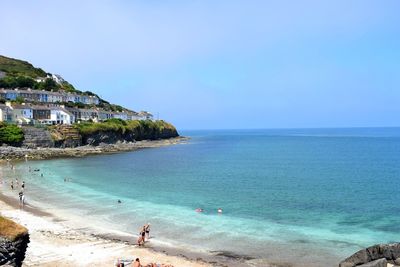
[2,128,400,266]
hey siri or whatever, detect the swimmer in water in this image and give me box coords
[117,199,122,203]
[195,208,203,212]
[217,208,223,214]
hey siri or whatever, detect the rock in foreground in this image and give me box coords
[339,243,400,267]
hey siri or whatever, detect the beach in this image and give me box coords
[0,137,213,267]
[0,194,210,267]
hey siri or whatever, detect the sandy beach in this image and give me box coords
[0,194,211,267]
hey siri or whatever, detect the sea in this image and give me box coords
[1,128,400,266]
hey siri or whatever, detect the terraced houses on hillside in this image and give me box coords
[0,88,100,105]
[0,88,153,125]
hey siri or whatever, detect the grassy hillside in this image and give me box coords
[0,55,128,112]
[0,55,46,78]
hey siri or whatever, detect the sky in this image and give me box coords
[1,0,399,130]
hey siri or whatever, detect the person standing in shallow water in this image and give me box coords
[19,191,25,207]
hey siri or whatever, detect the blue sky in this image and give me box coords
[1,1,399,130]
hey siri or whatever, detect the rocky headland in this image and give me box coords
[0,136,187,161]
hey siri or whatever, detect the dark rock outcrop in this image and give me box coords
[0,234,29,267]
[82,128,179,146]
[339,243,400,267]
[83,130,135,146]
[357,258,387,267]
[0,218,30,267]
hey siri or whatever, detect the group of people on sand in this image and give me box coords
[137,223,151,246]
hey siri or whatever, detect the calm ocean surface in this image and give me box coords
[3,128,400,266]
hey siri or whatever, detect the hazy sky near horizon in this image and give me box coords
[1,1,399,129]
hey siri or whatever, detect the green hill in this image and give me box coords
[0,55,138,113]
[0,55,47,78]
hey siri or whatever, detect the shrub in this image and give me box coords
[0,122,24,146]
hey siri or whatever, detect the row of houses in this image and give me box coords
[0,102,153,125]
[0,88,100,105]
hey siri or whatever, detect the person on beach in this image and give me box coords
[19,191,25,206]
[137,226,146,246]
[133,258,141,267]
[21,181,25,190]
[11,181,14,190]
[145,223,151,239]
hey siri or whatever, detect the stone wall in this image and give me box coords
[21,126,54,148]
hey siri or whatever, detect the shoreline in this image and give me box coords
[0,192,259,267]
[0,138,262,267]
[0,136,341,267]
[0,137,188,161]
[0,193,212,267]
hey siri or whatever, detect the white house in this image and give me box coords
[113,112,128,121]
[48,92,63,103]
[50,107,74,124]
[98,110,113,121]
[0,104,13,122]
[138,111,153,120]
[9,103,33,124]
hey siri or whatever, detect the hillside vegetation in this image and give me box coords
[0,55,46,78]
[0,122,24,146]
[0,55,133,113]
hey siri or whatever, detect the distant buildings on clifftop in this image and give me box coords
[0,88,153,125]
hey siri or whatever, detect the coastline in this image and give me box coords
[0,137,188,161]
[0,134,344,267]
[0,136,212,267]
[0,194,211,267]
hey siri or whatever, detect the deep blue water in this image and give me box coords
[2,128,400,266]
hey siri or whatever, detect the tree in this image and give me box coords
[15,76,36,88]
[42,78,59,91]
[15,96,24,104]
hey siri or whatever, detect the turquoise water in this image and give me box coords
[2,128,400,266]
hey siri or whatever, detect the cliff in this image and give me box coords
[74,119,179,146]
[0,216,30,267]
